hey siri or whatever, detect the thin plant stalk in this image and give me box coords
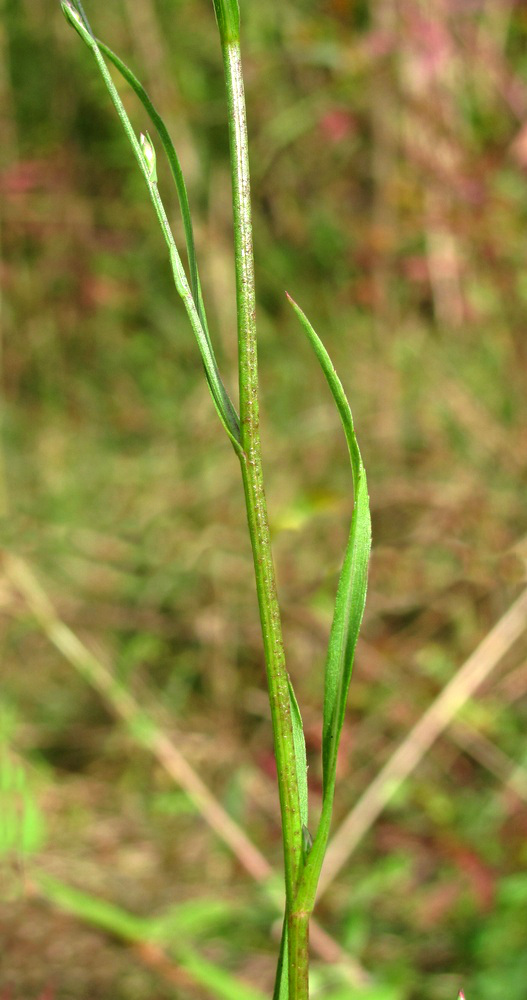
[212,2,307,987]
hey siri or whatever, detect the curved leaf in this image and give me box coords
[286,294,371,794]
[61,1,241,451]
[94,37,211,350]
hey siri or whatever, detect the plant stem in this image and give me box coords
[288,910,310,997]
[214,9,307,988]
[222,37,303,897]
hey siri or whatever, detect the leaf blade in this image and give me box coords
[61,1,241,451]
[94,38,211,346]
[286,294,371,794]
[287,679,308,830]
[38,875,265,1000]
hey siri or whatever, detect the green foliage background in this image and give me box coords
[1,1,527,998]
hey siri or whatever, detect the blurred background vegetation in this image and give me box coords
[1,0,527,998]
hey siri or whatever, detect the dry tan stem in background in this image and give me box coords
[1,550,369,988]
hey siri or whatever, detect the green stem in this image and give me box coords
[288,910,310,998]
[214,5,305,978]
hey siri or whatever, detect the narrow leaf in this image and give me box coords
[61,1,241,451]
[180,946,265,1000]
[286,295,371,794]
[38,875,265,1000]
[287,678,308,829]
[38,873,151,940]
[94,37,211,348]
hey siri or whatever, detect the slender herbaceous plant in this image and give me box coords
[59,2,372,996]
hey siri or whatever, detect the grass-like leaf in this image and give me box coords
[93,38,211,350]
[286,294,371,793]
[286,294,371,917]
[61,1,241,452]
[287,679,308,830]
[38,875,266,1000]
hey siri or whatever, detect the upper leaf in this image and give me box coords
[61,0,242,452]
[286,295,371,795]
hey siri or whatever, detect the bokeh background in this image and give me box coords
[1,1,527,998]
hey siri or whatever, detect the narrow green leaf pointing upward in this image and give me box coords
[287,679,308,830]
[286,293,372,921]
[286,293,371,793]
[92,37,210,346]
[60,0,242,453]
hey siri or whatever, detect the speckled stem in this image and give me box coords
[218,33,304,913]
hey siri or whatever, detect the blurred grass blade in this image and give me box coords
[149,898,235,941]
[179,947,266,1000]
[38,875,266,1000]
[0,731,46,858]
[38,873,233,943]
[94,37,211,347]
[38,874,151,940]
[286,294,371,794]
[287,678,308,829]
[61,1,241,451]
[182,944,267,996]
